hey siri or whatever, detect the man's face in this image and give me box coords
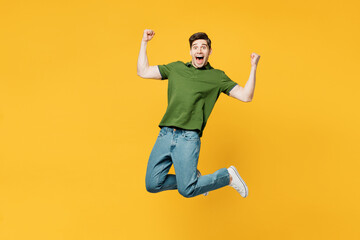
[190,39,212,68]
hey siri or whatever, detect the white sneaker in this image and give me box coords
[228,166,248,198]
[197,170,209,196]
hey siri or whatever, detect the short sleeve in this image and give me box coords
[157,61,179,80]
[220,71,238,95]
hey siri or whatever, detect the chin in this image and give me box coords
[199,62,206,68]
[192,61,205,68]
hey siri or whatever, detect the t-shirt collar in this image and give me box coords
[186,61,213,70]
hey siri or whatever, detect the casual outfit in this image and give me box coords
[145,61,248,198]
[157,61,237,137]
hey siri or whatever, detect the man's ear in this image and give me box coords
[209,48,212,55]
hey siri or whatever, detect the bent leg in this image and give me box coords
[172,130,230,198]
[145,128,177,193]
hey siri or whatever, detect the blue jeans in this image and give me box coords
[145,127,230,198]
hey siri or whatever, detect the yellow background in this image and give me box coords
[1,0,359,239]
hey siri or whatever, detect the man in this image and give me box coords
[137,29,260,198]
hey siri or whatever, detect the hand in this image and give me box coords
[250,53,260,67]
[142,29,155,42]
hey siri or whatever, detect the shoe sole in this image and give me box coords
[230,166,248,197]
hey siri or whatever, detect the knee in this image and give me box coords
[178,187,196,198]
[145,178,161,193]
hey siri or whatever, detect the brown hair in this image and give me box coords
[189,32,211,49]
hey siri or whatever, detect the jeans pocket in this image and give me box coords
[183,131,200,141]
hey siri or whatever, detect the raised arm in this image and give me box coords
[229,53,260,102]
[137,29,162,79]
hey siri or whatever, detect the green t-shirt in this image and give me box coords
[157,61,238,137]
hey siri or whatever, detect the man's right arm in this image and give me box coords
[137,29,162,80]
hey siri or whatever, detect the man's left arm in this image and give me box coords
[229,53,260,102]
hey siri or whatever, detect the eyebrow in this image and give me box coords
[192,44,208,47]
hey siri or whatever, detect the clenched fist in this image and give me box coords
[250,53,260,67]
[142,29,155,42]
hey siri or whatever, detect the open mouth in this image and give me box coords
[195,56,204,64]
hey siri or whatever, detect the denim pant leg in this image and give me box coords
[172,130,230,198]
[145,128,177,193]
